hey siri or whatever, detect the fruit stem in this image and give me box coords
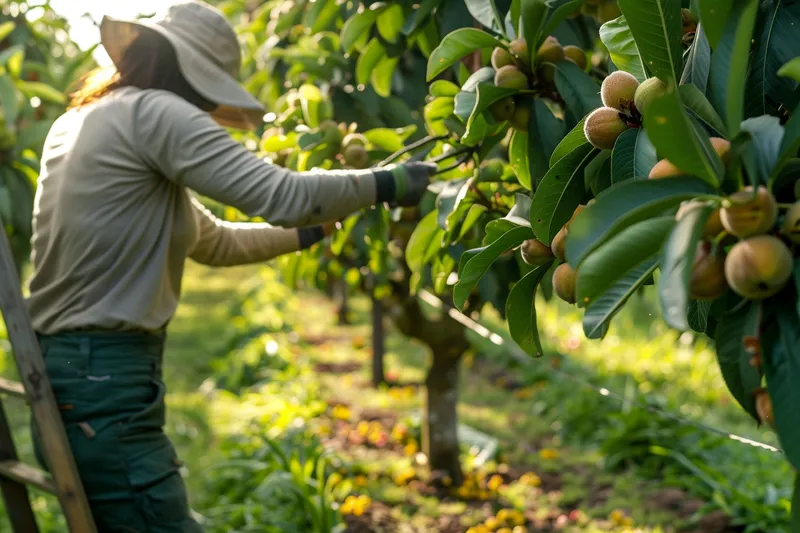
[429,145,475,164]
[377,134,448,167]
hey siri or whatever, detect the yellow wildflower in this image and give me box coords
[538,448,559,460]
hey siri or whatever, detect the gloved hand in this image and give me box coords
[387,162,437,207]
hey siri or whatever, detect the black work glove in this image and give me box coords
[375,162,437,208]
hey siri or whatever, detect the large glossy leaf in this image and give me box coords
[583,258,658,339]
[466,83,520,135]
[576,217,674,307]
[708,0,758,138]
[507,266,550,357]
[617,0,683,82]
[356,39,385,86]
[680,24,711,93]
[697,0,732,49]
[341,7,380,52]
[376,4,405,42]
[427,28,505,80]
[739,116,784,186]
[521,0,549,64]
[598,16,647,81]
[530,144,597,244]
[611,128,657,183]
[466,0,506,35]
[454,226,533,310]
[533,99,566,160]
[585,150,612,196]
[454,91,477,122]
[549,117,588,166]
[715,301,762,423]
[506,193,532,226]
[745,1,800,117]
[406,211,445,272]
[678,84,726,136]
[436,178,471,230]
[553,60,602,127]
[403,0,443,36]
[780,57,800,83]
[566,176,716,268]
[509,130,532,189]
[659,202,714,331]
[541,0,587,43]
[642,84,723,186]
[687,300,713,335]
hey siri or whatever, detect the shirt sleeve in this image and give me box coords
[188,196,308,267]
[133,90,382,227]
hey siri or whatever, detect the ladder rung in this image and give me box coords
[0,378,25,399]
[0,460,57,494]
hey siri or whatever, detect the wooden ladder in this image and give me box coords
[0,227,96,532]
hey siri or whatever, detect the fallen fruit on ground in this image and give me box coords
[689,241,728,300]
[584,107,628,150]
[521,239,555,266]
[495,65,529,90]
[553,263,577,304]
[720,186,778,238]
[600,71,640,112]
[724,235,793,300]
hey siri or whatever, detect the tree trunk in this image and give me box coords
[371,295,385,386]
[424,348,463,485]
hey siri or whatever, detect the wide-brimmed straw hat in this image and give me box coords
[99,1,265,131]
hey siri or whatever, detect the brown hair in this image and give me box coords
[69,26,217,112]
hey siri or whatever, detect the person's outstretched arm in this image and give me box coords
[188,196,329,267]
[134,90,434,227]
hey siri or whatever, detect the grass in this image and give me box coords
[0,262,792,532]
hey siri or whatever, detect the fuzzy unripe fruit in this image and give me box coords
[563,45,587,70]
[478,159,506,182]
[601,71,640,112]
[535,36,565,65]
[552,263,577,304]
[343,144,369,169]
[596,1,622,23]
[509,39,530,68]
[584,107,628,150]
[508,101,531,132]
[689,241,727,300]
[781,201,800,244]
[494,65,529,90]
[725,235,793,300]
[676,201,725,239]
[342,133,367,149]
[319,119,343,148]
[633,77,667,116]
[709,137,731,164]
[755,390,775,428]
[648,159,682,179]
[489,97,516,122]
[491,47,514,69]
[720,186,778,238]
[550,205,584,261]
[521,239,555,266]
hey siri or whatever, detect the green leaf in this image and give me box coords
[506,193,532,227]
[553,60,602,127]
[687,300,713,335]
[462,67,497,92]
[566,176,716,268]
[0,22,15,43]
[372,56,399,98]
[611,128,657,183]
[707,0,758,138]
[466,83,520,135]
[533,99,566,160]
[356,39,386,86]
[403,0,443,36]
[598,15,647,81]
[583,258,658,339]
[541,0,587,42]
[550,117,588,166]
[507,266,550,357]
[642,84,723,186]
[521,0,549,63]
[466,0,506,36]
[341,8,380,52]
[458,204,489,241]
[678,84,727,136]
[436,178,470,230]
[430,80,461,97]
[697,0,732,49]
[406,211,445,272]
[483,219,517,246]
[530,144,597,244]
[427,28,505,81]
[715,301,762,423]
[576,217,674,307]
[364,126,416,152]
[454,226,533,310]
[658,202,714,331]
[779,57,800,83]
[778,103,800,170]
[509,130,532,189]
[747,2,800,117]
[617,0,683,82]
[377,4,405,42]
[0,75,19,125]
[14,80,66,105]
[0,45,23,70]
[680,24,711,93]
[586,150,613,196]
[740,116,784,186]
[16,119,54,151]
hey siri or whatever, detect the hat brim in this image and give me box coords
[99,16,265,131]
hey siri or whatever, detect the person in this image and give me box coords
[26,1,435,531]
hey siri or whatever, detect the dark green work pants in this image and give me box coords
[31,331,202,533]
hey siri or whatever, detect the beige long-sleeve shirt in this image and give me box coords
[26,86,380,334]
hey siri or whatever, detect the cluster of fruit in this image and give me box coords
[262,119,369,169]
[488,37,588,132]
[584,71,668,150]
[520,204,585,304]
[466,508,527,533]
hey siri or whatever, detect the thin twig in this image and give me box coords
[429,145,475,164]
[435,154,472,175]
[377,134,448,168]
